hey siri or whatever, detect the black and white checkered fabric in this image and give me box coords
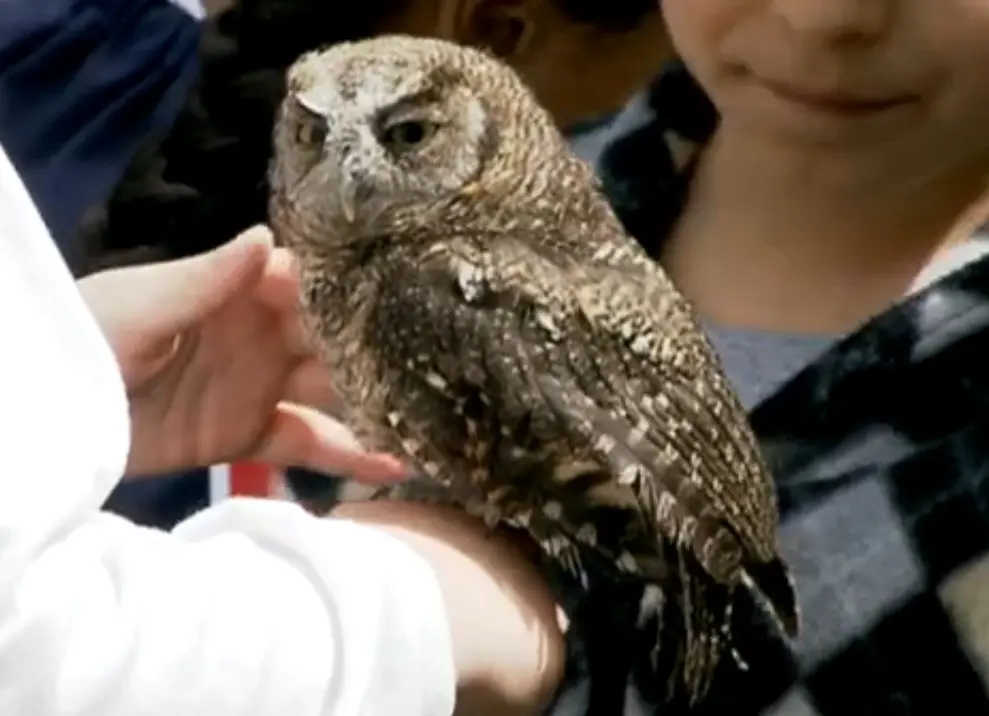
[554,64,989,716]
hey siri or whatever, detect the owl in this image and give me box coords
[268,35,799,711]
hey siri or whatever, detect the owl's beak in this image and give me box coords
[337,174,357,224]
[340,190,356,224]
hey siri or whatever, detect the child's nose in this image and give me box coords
[769,0,893,44]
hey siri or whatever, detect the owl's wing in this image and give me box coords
[371,236,797,637]
[570,237,799,636]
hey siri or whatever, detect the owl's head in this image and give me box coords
[269,35,564,244]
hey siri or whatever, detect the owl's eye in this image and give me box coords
[295,114,327,146]
[381,120,437,152]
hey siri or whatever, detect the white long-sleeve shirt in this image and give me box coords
[0,139,456,715]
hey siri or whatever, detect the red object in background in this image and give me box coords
[231,461,276,496]
[209,461,287,503]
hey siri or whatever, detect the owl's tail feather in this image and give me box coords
[626,552,730,711]
[678,558,731,706]
[743,556,800,638]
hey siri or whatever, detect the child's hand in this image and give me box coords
[78,225,407,481]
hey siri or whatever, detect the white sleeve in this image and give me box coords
[0,143,456,716]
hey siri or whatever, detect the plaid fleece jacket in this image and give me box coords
[557,63,989,716]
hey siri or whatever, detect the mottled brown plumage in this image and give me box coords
[269,35,799,707]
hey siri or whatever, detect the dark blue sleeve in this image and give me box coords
[0,0,202,261]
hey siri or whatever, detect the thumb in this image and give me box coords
[130,225,274,337]
[81,226,274,340]
[79,226,275,386]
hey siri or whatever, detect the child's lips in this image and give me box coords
[759,77,916,117]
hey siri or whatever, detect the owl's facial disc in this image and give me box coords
[282,63,489,234]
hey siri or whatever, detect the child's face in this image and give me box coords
[663,0,989,183]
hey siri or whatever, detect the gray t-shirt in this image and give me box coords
[705,236,989,412]
[705,324,832,411]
